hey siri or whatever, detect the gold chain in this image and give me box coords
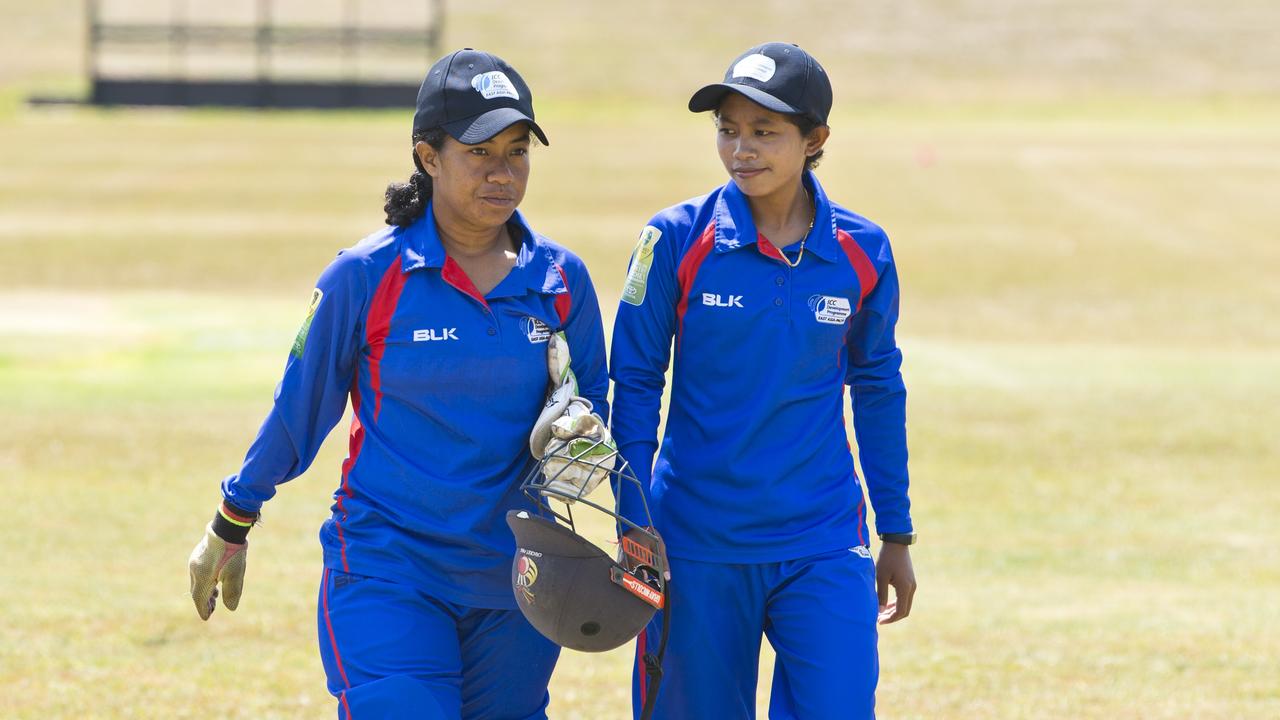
[780,187,815,269]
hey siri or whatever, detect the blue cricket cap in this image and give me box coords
[688,42,832,125]
[413,48,549,146]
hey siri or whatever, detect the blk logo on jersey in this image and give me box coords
[413,328,459,342]
[521,316,551,344]
[702,293,744,308]
[808,295,851,325]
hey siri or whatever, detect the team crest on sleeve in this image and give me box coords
[290,288,323,358]
[807,295,851,325]
[521,316,552,343]
[621,225,661,307]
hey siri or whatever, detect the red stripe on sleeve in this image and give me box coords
[366,256,408,420]
[836,229,879,312]
[856,494,866,546]
[674,223,717,352]
[554,263,572,325]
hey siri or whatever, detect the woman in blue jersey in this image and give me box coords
[186,49,609,720]
[610,42,918,718]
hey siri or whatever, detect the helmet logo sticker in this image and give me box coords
[612,567,664,609]
[516,552,539,603]
[471,71,520,100]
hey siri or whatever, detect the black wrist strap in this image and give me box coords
[211,501,257,544]
[879,532,917,546]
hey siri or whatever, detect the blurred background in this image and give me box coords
[2,1,1278,718]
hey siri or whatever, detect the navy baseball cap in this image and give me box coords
[688,42,832,125]
[413,48,549,146]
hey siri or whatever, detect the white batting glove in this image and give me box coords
[529,332,579,458]
[541,399,616,503]
[527,332,615,503]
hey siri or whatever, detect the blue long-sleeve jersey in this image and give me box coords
[221,205,608,609]
[610,172,912,563]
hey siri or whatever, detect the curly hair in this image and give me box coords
[383,127,448,227]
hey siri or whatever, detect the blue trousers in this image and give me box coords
[317,568,560,720]
[633,548,879,720]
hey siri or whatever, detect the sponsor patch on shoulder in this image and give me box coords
[291,288,323,358]
[807,294,851,325]
[621,225,661,307]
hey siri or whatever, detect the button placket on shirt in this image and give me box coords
[483,302,501,340]
[771,264,792,319]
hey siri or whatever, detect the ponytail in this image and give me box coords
[383,127,447,227]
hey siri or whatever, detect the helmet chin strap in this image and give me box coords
[639,585,671,720]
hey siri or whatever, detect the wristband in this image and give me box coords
[211,501,258,545]
[878,532,917,546]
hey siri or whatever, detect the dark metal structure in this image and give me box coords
[85,0,443,108]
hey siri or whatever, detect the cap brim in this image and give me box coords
[688,83,800,117]
[442,107,550,146]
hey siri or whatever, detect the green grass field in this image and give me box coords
[3,2,1279,718]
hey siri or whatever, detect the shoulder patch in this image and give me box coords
[621,225,661,307]
[290,288,323,359]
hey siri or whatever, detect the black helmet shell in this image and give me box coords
[507,510,661,652]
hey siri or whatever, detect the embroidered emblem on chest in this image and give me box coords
[807,295,851,325]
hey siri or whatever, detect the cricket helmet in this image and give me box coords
[506,435,667,653]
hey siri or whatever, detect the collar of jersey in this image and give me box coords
[713,170,839,263]
[398,202,568,298]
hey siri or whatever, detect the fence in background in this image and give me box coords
[85,0,444,108]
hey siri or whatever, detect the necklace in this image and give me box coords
[780,187,815,269]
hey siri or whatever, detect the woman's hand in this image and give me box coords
[876,542,916,624]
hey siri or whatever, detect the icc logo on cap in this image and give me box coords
[471,71,520,100]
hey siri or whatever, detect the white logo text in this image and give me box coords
[413,328,459,342]
[702,293,744,308]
